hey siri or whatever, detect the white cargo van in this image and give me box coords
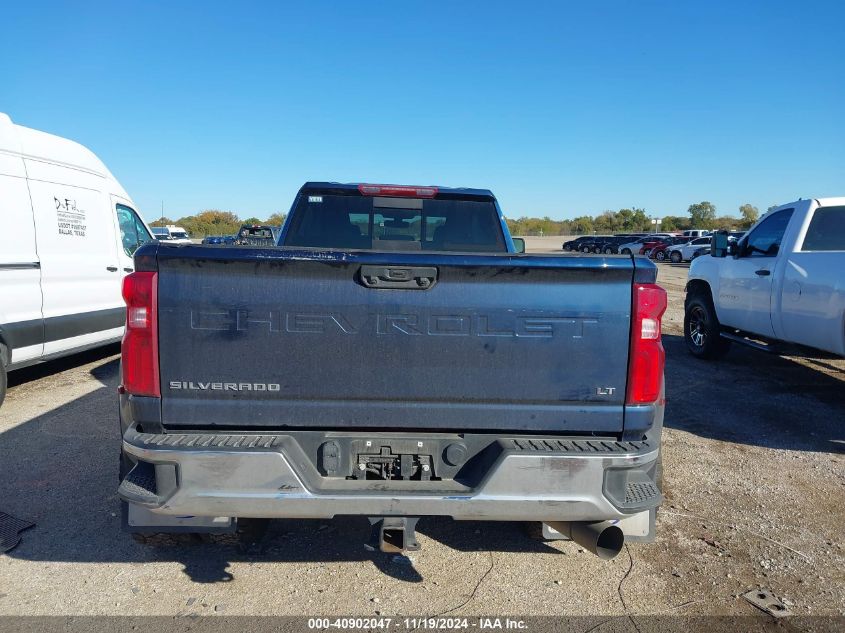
[0,112,154,405]
[151,225,192,244]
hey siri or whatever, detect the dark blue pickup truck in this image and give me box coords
[117,182,667,558]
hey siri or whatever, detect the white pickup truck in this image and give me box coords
[685,197,845,358]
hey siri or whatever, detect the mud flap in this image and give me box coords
[123,502,236,534]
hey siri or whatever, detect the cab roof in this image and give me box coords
[299,181,496,201]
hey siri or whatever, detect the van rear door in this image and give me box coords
[25,163,125,354]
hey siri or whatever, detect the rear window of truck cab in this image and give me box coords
[241,226,275,238]
[284,193,506,252]
[802,206,845,251]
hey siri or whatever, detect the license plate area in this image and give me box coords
[318,436,465,481]
[350,439,437,481]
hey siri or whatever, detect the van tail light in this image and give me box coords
[357,184,438,198]
[121,272,160,397]
[626,283,667,405]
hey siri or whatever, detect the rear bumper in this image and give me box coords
[120,426,662,523]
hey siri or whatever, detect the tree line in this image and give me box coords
[505,202,767,236]
[150,210,286,238]
[150,200,769,239]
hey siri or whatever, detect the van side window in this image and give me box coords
[116,204,153,256]
[742,209,793,257]
[802,206,845,251]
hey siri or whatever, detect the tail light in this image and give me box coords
[121,272,160,397]
[357,184,438,198]
[626,283,667,405]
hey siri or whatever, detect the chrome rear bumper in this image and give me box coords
[121,427,661,523]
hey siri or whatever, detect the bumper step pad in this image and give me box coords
[118,461,161,507]
[625,481,661,505]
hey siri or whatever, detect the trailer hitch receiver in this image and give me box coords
[369,517,421,553]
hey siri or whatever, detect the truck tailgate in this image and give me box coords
[156,247,634,433]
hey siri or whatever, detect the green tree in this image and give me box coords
[713,216,741,231]
[242,217,263,225]
[570,216,594,235]
[266,212,287,226]
[630,208,650,231]
[176,209,241,238]
[616,208,634,230]
[688,201,717,228]
[660,215,687,231]
[593,211,617,233]
[149,217,174,227]
[739,203,759,226]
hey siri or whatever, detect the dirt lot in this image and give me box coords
[0,253,842,621]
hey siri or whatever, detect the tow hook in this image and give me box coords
[369,517,421,553]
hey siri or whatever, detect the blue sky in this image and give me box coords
[2,1,843,221]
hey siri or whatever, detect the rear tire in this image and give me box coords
[684,292,731,359]
[655,250,666,262]
[621,248,631,255]
[669,250,682,263]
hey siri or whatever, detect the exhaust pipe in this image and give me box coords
[545,521,624,560]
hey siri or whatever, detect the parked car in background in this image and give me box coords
[638,236,676,258]
[0,112,153,407]
[578,235,614,253]
[649,237,692,261]
[617,234,674,255]
[685,198,845,359]
[201,235,237,245]
[234,224,280,246]
[667,236,713,262]
[151,225,192,244]
[682,229,711,238]
[595,235,640,254]
[562,236,593,251]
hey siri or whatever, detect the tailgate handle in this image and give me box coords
[360,265,437,290]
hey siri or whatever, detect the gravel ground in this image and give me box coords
[0,257,842,620]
